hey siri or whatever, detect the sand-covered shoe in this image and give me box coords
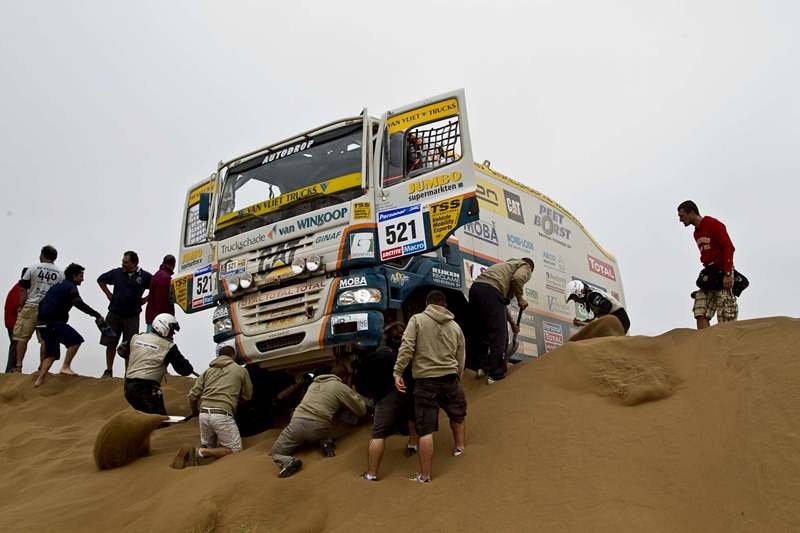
[278,458,302,478]
[172,446,199,469]
[408,473,431,483]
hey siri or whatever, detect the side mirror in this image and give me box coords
[198,193,211,221]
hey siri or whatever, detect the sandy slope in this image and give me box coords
[1,317,799,532]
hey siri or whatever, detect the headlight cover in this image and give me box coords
[337,288,381,306]
[214,317,233,334]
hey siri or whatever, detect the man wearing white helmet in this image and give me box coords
[122,313,195,415]
[566,280,630,334]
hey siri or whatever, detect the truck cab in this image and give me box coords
[173,90,478,373]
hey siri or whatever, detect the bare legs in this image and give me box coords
[59,345,80,375]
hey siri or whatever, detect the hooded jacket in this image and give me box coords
[474,259,533,303]
[292,374,366,425]
[394,304,465,380]
[189,356,253,415]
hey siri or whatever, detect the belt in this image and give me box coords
[200,407,232,417]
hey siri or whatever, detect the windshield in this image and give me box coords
[216,123,363,240]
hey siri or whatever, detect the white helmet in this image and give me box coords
[565,280,586,303]
[152,313,180,338]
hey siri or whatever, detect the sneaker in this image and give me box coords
[360,472,378,481]
[171,446,199,469]
[475,369,485,379]
[278,458,303,478]
[486,377,497,385]
[452,447,464,457]
[403,445,418,458]
[101,369,113,379]
[408,473,431,483]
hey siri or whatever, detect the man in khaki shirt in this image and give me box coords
[173,345,252,469]
[270,364,366,478]
[469,258,534,383]
[394,290,466,483]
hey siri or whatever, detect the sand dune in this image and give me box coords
[1,317,799,532]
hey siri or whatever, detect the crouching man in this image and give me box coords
[173,346,253,468]
[122,313,194,415]
[271,364,366,478]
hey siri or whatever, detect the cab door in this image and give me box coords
[375,89,478,262]
[173,176,219,313]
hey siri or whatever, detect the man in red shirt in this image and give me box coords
[677,200,738,329]
[145,255,176,332]
[4,281,21,373]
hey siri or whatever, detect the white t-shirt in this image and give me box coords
[21,262,64,306]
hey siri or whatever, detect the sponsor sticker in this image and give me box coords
[545,272,567,294]
[181,248,203,267]
[221,259,246,278]
[314,228,344,246]
[504,190,525,224]
[431,267,461,289]
[587,255,617,281]
[543,321,564,352]
[547,295,571,316]
[429,197,462,246]
[172,275,190,311]
[463,259,489,285]
[507,233,534,253]
[463,220,499,246]
[476,178,505,216]
[378,204,426,261]
[542,250,566,273]
[349,233,375,260]
[191,265,215,308]
[387,98,459,134]
[534,204,572,248]
[241,279,326,307]
[408,171,464,202]
[353,202,372,220]
[390,271,410,286]
[331,313,369,333]
[339,275,367,289]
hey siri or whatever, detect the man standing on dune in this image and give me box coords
[145,255,176,332]
[35,263,105,387]
[677,200,739,329]
[97,251,152,378]
[394,290,466,483]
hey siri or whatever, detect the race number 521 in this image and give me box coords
[377,204,426,261]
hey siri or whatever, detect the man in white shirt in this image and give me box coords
[13,245,64,372]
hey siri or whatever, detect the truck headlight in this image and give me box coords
[291,257,306,275]
[338,288,381,305]
[228,276,240,292]
[214,317,233,334]
[239,272,253,289]
[306,254,321,272]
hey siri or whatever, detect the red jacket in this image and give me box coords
[693,216,735,273]
[4,282,21,329]
[145,265,175,324]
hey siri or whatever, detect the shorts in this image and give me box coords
[413,375,467,437]
[41,323,84,360]
[12,305,41,342]
[124,379,167,415]
[200,412,242,452]
[693,289,738,323]
[372,389,415,439]
[100,312,140,347]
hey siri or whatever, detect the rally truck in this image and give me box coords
[173,89,625,397]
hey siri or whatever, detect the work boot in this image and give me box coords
[100,369,113,379]
[278,458,302,478]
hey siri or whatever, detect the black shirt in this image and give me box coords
[98,267,152,317]
[38,280,102,324]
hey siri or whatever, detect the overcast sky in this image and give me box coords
[1,1,797,376]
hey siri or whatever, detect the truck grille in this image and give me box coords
[256,333,306,353]
[236,276,326,335]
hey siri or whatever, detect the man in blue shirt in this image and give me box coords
[35,263,104,387]
[97,251,152,378]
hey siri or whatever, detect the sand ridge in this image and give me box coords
[1,317,799,532]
